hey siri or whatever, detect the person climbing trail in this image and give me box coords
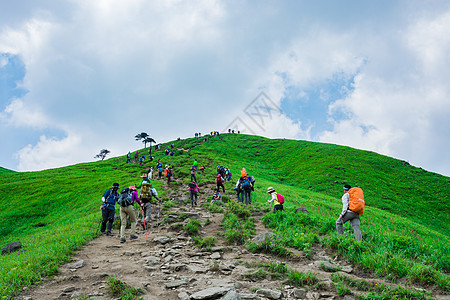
[216,173,225,193]
[100,182,120,236]
[137,174,153,228]
[188,181,200,207]
[190,165,197,183]
[118,186,143,243]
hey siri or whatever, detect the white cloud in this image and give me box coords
[1,98,49,128]
[15,133,82,171]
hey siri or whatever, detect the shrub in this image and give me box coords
[183,219,201,235]
[106,276,144,300]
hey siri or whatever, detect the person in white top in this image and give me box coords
[336,184,362,241]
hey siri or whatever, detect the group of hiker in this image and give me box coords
[100,173,161,243]
[104,143,365,243]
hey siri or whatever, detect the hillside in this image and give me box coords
[0,166,14,175]
[0,133,449,299]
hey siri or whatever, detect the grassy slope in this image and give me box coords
[0,166,15,175]
[0,133,449,297]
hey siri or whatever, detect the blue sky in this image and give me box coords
[1,0,449,176]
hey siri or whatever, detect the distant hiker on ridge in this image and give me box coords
[100,182,120,236]
[336,184,364,241]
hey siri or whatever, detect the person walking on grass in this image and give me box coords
[120,186,143,243]
[267,187,285,212]
[336,184,363,241]
[100,182,120,236]
[188,181,200,208]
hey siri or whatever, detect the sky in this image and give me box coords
[0,0,449,177]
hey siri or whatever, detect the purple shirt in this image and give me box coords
[131,191,142,206]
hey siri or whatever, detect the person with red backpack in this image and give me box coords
[216,173,225,193]
[267,187,285,212]
[188,181,200,207]
[190,165,197,182]
[336,184,363,241]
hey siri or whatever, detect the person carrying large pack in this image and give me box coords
[137,174,153,226]
[100,182,120,236]
[336,184,364,241]
[267,186,285,212]
[190,165,197,183]
[118,186,143,243]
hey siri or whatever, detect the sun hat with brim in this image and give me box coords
[267,187,276,194]
[141,173,148,177]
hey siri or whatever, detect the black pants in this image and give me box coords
[217,182,225,193]
[244,190,251,205]
[191,174,197,182]
[273,204,284,212]
[101,209,115,233]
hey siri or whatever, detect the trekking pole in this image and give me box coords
[141,209,148,241]
[157,200,161,233]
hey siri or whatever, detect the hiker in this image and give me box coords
[100,182,120,235]
[133,151,139,163]
[225,167,231,182]
[165,165,173,184]
[188,181,200,207]
[336,184,363,241]
[156,161,162,178]
[267,187,285,212]
[211,189,221,204]
[148,167,153,179]
[119,186,143,243]
[199,165,205,175]
[241,176,253,205]
[216,173,225,193]
[193,160,198,170]
[190,165,197,182]
[126,152,131,163]
[137,174,153,226]
[217,166,226,177]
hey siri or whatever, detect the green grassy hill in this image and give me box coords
[0,133,449,298]
[0,166,14,175]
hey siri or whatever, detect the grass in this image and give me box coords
[106,276,144,300]
[191,236,216,250]
[0,133,449,298]
[183,219,202,235]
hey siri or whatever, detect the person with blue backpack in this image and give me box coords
[100,182,120,236]
[267,187,285,212]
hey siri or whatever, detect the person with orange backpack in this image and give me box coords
[336,184,364,241]
[267,187,285,212]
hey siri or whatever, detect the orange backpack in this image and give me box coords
[348,187,365,215]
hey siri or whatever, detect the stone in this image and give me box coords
[293,288,307,299]
[1,241,22,255]
[341,265,353,273]
[178,291,190,300]
[319,261,337,272]
[187,265,208,273]
[219,290,241,300]
[67,260,85,269]
[70,291,81,299]
[63,286,76,293]
[256,289,282,300]
[143,256,161,265]
[165,279,188,289]
[306,292,320,300]
[153,236,172,244]
[190,287,230,299]
[210,246,224,252]
[295,207,309,214]
[240,295,260,300]
[210,252,221,259]
[169,263,186,271]
[252,232,277,243]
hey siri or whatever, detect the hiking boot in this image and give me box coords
[106,231,112,236]
[130,235,138,240]
[120,238,126,243]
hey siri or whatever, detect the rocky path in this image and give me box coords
[19,176,434,300]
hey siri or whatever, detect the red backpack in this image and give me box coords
[216,174,223,183]
[276,193,285,204]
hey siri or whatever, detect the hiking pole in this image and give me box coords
[141,208,148,241]
[157,200,161,233]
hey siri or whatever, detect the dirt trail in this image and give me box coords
[19,176,446,300]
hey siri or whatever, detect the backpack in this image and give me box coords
[276,193,285,204]
[242,178,252,191]
[158,167,163,173]
[190,166,196,175]
[348,187,365,215]
[164,168,168,177]
[188,182,196,189]
[140,182,152,199]
[118,188,133,207]
[216,174,223,183]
